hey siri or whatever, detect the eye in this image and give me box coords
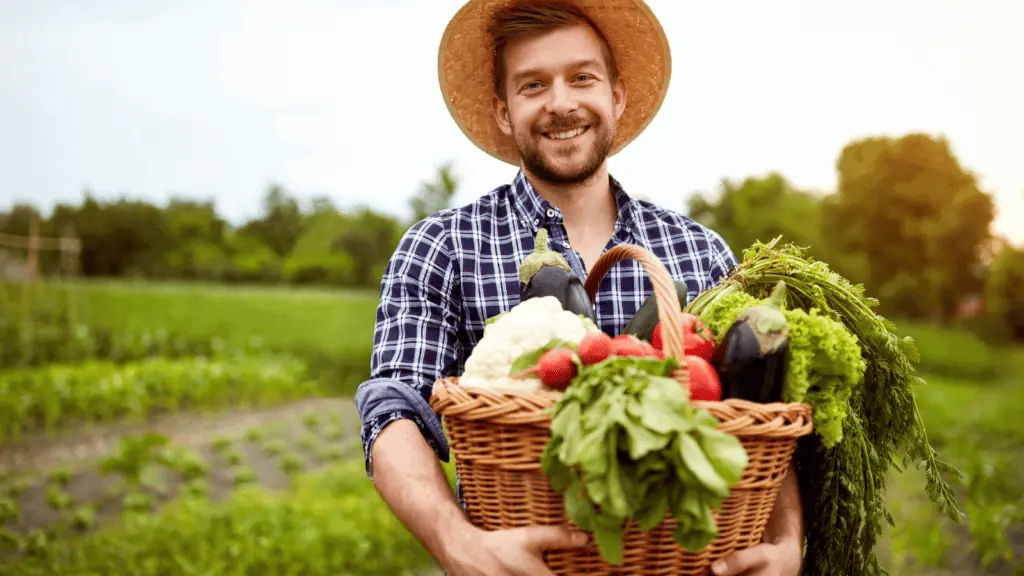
[523,81,542,91]
[575,74,594,82]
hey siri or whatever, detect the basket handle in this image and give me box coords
[582,244,689,387]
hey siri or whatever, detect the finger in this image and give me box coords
[518,525,591,552]
[513,555,559,576]
[711,544,773,575]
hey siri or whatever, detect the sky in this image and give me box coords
[2,0,1022,244]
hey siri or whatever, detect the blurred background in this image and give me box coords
[1,0,1022,574]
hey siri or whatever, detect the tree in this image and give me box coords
[825,133,995,321]
[239,184,304,258]
[409,162,459,224]
[686,173,830,262]
[983,243,1024,341]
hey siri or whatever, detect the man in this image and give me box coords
[355,1,804,575]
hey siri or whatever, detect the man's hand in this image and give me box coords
[712,461,804,576]
[368,419,589,575]
[440,523,590,576]
[710,539,802,576]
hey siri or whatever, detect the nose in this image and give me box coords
[544,79,578,116]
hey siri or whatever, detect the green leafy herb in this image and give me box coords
[685,236,963,576]
[541,356,748,566]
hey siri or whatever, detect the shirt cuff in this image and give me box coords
[360,410,446,481]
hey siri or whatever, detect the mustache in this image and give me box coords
[536,113,593,133]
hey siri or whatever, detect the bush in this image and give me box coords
[0,460,435,575]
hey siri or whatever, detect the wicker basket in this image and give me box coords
[429,243,814,575]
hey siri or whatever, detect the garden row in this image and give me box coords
[0,284,443,574]
[1,458,438,575]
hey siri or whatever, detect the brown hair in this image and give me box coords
[487,1,620,100]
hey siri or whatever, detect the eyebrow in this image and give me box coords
[511,58,604,85]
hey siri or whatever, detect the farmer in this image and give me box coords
[355,1,803,574]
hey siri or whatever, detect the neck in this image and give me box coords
[524,164,617,232]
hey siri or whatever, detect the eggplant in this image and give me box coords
[621,280,689,342]
[519,228,597,322]
[712,281,790,403]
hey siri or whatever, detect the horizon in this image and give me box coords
[2,0,1022,244]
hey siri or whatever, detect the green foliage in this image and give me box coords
[0,300,227,371]
[0,354,319,445]
[884,358,1024,573]
[0,460,434,575]
[983,244,1024,342]
[409,161,459,224]
[1,174,414,289]
[686,173,831,264]
[694,289,867,447]
[895,320,999,380]
[542,356,748,565]
[825,133,996,321]
[686,238,962,576]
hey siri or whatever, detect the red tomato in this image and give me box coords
[610,334,648,357]
[684,355,722,401]
[651,315,718,362]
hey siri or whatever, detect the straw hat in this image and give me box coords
[437,0,672,166]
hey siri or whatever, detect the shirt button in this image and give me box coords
[546,209,555,218]
[534,218,540,225]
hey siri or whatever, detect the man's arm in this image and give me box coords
[355,216,471,562]
[763,463,804,546]
[369,419,472,566]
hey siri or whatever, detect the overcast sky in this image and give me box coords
[2,0,1022,245]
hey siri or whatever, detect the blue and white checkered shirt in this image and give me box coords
[354,169,737,499]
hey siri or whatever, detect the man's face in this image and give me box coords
[493,24,626,185]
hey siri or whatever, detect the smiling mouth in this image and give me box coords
[543,126,589,141]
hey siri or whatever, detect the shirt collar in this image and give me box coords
[509,169,639,240]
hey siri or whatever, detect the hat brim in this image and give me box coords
[438,0,672,166]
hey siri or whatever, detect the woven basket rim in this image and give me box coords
[430,376,815,439]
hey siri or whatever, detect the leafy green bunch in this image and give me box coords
[686,237,963,576]
[695,289,866,447]
[540,356,748,566]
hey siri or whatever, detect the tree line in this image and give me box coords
[2,133,1022,340]
[0,164,460,289]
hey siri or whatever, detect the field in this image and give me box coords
[1,278,1022,575]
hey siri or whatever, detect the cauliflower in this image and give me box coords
[459,296,600,392]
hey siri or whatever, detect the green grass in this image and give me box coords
[894,319,1002,381]
[3,279,380,396]
[6,279,379,358]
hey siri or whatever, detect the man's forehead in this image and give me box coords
[504,26,610,75]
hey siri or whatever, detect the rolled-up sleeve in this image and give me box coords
[354,216,461,480]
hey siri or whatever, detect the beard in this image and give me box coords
[512,111,614,186]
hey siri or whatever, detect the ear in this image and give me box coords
[612,75,627,122]
[492,94,513,137]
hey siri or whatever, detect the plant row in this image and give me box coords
[0,458,434,575]
[0,354,321,446]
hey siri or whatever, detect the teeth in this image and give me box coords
[548,127,585,140]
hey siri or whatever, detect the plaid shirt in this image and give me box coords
[354,169,737,500]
